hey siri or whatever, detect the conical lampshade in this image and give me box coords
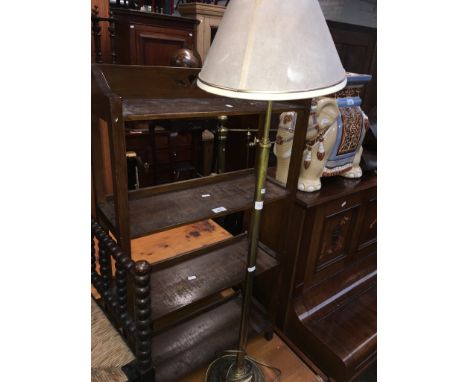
[197,0,346,100]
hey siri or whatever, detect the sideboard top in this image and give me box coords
[295,171,377,209]
[111,7,200,26]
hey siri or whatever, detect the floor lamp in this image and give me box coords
[197,1,347,380]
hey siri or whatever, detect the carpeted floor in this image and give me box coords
[91,299,135,382]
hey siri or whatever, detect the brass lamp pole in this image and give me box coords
[197,0,347,380]
[205,101,273,382]
[235,100,272,378]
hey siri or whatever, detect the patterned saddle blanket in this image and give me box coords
[323,97,369,176]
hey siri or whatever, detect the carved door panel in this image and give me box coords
[303,193,363,289]
[132,24,193,66]
[317,209,356,270]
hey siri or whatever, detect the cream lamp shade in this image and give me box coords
[197,0,346,100]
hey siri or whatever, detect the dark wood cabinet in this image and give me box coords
[260,172,377,382]
[293,174,377,293]
[125,124,202,187]
[112,8,199,66]
[151,125,202,183]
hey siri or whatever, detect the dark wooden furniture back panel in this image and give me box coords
[328,21,375,74]
[112,8,197,66]
[92,64,205,99]
[133,24,193,65]
[327,20,377,113]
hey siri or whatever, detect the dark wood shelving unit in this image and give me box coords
[91,64,311,381]
[91,64,310,251]
[260,170,377,382]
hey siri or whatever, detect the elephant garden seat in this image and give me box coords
[273,72,372,193]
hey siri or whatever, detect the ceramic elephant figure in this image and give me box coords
[273,97,369,192]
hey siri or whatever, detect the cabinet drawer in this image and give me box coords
[154,132,193,148]
[154,133,169,148]
[155,146,192,164]
[173,132,193,146]
[171,146,192,162]
[323,192,363,216]
[154,148,170,164]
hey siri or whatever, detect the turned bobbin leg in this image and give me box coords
[97,233,113,297]
[113,247,129,318]
[134,260,154,381]
[91,224,98,286]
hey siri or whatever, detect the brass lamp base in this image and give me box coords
[205,354,265,382]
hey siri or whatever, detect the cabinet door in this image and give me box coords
[303,193,363,289]
[132,24,194,66]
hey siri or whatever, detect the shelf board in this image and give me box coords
[98,170,289,239]
[131,219,232,265]
[149,233,278,322]
[151,293,269,382]
[122,97,303,121]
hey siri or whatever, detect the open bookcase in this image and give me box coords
[91,64,312,381]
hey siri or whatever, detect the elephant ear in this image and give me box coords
[316,98,340,131]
